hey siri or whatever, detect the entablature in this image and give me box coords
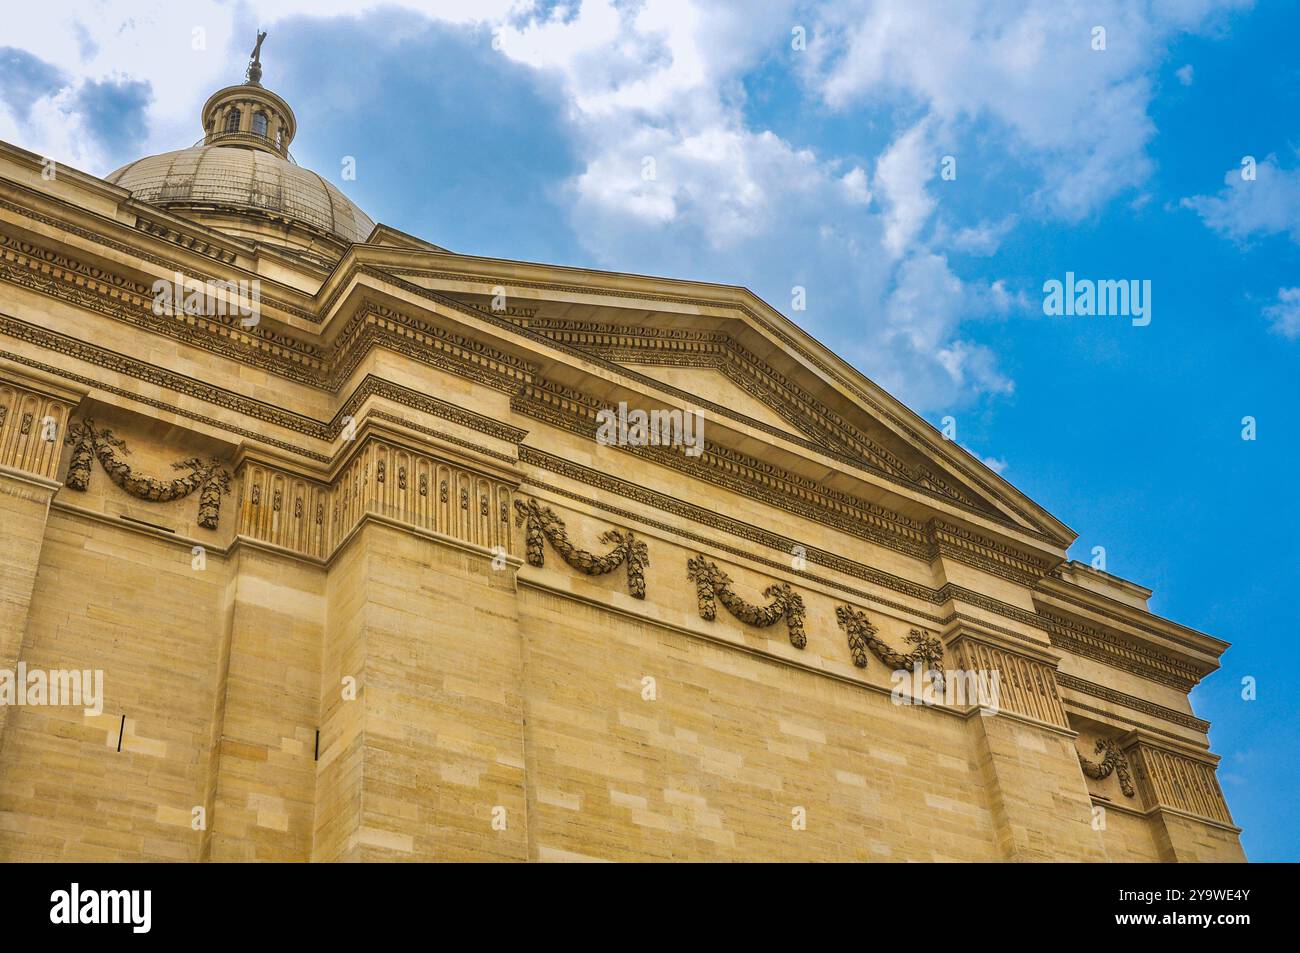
[0,145,1233,751]
[1034,578,1225,693]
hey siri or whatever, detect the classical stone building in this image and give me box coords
[0,49,1243,862]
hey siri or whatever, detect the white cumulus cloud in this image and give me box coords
[1183,155,1300,244]
[0,0,1254,412]
[1263,287,1300,340]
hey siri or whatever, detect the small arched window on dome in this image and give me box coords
[253,112,268,138]
[275,128,284,150]
[225,108,242,133]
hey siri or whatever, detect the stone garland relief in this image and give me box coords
[64,419,231,529]
[835,605,945,676]
[1077,737,1136,798]
[686,555,808,649]
[512,502,942,665]
[514,498,649,599]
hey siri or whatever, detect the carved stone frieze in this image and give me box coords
[394,265,1052,535]
[0,225,1030,540]
[1128,743,1234,825]
[444,297,1005,520]
[328,298,534,393]
[515,319,1026,520]
[131,214,241,266]
[0,232,326,379]
[1041,608,1201,692]
[947,634,1069,727]
[237,463,330,558]
[0,378,73,481]
[1056,672,1209,733]
[514,376,938,550]
[63,419,230,529]
[0,217,1215,704]
[515,459,1214,722]
[928,519,1056,587]
[513,498,647,598]
[0,205,1051,541]
[685,555,806,648]
[0,271,1050,598]
[235,437,515,559]
[515,320,922,483]
[4,318,1211,706]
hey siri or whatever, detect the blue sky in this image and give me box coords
[1,1,1296,860]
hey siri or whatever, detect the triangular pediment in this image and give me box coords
[356,258,1076,549]
[633,364,812,435]
[500,314,1002,517]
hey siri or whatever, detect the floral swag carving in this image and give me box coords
[513,498,648,598]
[1078,737,1136,798]
[686,555,807,649]
[835,606,944,677]
[64,419,231,530]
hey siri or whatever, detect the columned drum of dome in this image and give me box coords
[199,84,297,158]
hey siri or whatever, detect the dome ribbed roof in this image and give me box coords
[107,145,374,246]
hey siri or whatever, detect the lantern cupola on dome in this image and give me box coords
[199,31,297,159]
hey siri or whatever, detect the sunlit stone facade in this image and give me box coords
[0,61,1243,862]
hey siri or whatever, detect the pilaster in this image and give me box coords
[202,545,323,861]
[0,366,82,749]
[1123,732,1245,862]
[306,437,528,861]
[947,625,1110,861]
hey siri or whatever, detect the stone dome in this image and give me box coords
[106,146,375,247]
[105,36,374,258]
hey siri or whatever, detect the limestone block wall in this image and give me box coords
[0,508,225,860]
[0,372,1245,862]
[314,532,366,861]
[316,522,528,861]
[0,472,57,747]
[204,547,323,861]
[517,586,1001,861]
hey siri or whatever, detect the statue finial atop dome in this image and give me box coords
[245,30,267,86]
[201,32,297,158]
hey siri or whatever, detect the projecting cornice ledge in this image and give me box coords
[318,276,1068,566]
[1034,585,1225,691]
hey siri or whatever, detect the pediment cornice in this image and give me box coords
[1034,579,1228,670]
[513,318,1001,513]
[346,251,1076,544]
[322,269,1070,554]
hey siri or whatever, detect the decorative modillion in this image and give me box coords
[64,419,231,530]
[514,498,648,599]
[1077,737,1136,798]
[686,555,807,648]
[835,606,945,675]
